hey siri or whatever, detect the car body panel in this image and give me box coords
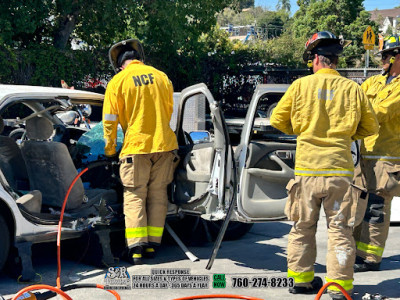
[236,84,293,221]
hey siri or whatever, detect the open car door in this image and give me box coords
[172,84,233,221]
[235,84,294,221]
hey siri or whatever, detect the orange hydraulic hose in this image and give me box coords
[57,167,89,288]
[11,284,72,300]
[172,295,264,300]
[12,162,122,300]
[315,282,352,300]
[97,284,122,300]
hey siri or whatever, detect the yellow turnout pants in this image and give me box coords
[354,159,400,263]
[286,176,359,294]
[119,151,178,248]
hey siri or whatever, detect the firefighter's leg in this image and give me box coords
[355,193,392,265]
[323,177,355,295]
[287,177,322,290]
[146,151,177,245]
[120,154,152,249]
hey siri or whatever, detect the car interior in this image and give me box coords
[0,101,119,224]
[173,95,216,207]
[236,90,296,221]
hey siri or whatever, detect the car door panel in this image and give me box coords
[239,141,295,219]
[175,142,214,204]
[237,84,294,221]
[172,84,232,218]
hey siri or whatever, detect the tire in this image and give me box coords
[0,214,10,272]
[8,128,26,143]
[207,221,254,241]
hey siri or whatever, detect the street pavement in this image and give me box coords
[0,215,399,300]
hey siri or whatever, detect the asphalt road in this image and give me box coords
[1,216,399,300]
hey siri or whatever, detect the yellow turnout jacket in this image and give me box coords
[270,68,378,176]
[361,74,400,160]
[103,60,178,157]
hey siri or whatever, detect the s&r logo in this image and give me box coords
[104,266,131,290]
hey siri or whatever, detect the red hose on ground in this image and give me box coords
[57,167,89,288]
[172,295,264,300]
[96,284,122,300]
[12,162,121,300]
[11,284,73,300]
[315,282,353,300]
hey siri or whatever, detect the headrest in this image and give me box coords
[25,116,54,140]
[0,116,4,135]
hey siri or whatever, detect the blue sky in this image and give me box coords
[254,0,400,13]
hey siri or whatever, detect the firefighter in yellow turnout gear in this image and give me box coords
[354,35,400,272]
[271,31,379,299]
[103,39,178,264]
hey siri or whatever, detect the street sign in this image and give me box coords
[362,26,375,78]
[363,26,376,46]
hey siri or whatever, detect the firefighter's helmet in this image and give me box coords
[109,39,145,73]
[303,31,345,62]
[379,35,400,55]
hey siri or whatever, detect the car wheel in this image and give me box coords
[207,221,254,241]
[0,214,10,272]
[266,102,278,118]
[8,128,26,143]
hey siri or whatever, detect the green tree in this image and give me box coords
[0,0,234,88]
[128,0,234,91]
[239,0,255,9]
[284,0,378,67]
[0,0,140,50]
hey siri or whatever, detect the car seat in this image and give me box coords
[21,116,117,213]
[21,116,85,210]
[0,116,42,213]
[0,116,30,191]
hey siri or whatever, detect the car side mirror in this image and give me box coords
[189,131,211,144]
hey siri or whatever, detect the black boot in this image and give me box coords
[289,276,323,294]
[329,292,350,300]
[143,247,156,259]
[354,256,380,272]
[127,246,143,265]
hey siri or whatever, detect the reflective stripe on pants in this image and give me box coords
[325,277,353,293]
[121,152,176,248]
[353,159,398,263]
[287,176,355,291]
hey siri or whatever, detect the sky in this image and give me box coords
[254,0,400,13]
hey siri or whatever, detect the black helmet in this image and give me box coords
[303,31,345,62]
[109,39,145,73]
[378,34,400,55]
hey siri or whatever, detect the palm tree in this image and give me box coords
[276,0,291,12]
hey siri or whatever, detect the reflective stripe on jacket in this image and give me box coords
[270,68,379,176]
[103,60,178,157]
[361,75,400,160]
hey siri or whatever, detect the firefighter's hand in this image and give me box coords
[99,153,118,163]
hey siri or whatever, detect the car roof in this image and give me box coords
[255,84,290,94]
[0,84,104,105]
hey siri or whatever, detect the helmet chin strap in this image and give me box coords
[382,56,396,76]
[307,60,314,74]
